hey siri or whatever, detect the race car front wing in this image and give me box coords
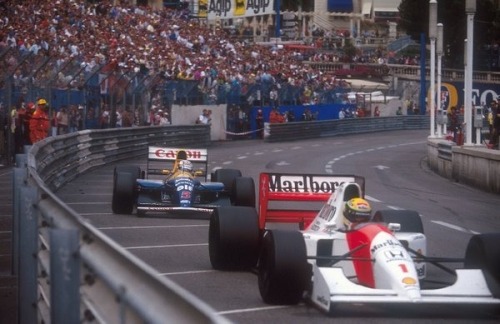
[311,266,500,312]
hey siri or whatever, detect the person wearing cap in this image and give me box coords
[29,98,50,144]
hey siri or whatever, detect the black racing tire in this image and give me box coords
[112,171,136,214]
[373,210,424,234]
[208,206,260,270]
[258,230,309,305]
[464,233,500,298]
[114,165,141,179]
[212,169,242,200]
[233,177,256,207]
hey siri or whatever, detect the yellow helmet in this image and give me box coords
[37,98,47,105]
[343,198,372,227]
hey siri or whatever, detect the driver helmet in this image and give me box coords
[343,198,372,228]
[178,160,193,173]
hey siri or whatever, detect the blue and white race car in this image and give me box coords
[111,146,255,216]
[208,172,500,312]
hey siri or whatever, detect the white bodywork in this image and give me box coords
[300,181,500,311]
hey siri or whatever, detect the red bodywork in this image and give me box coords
[346,223,393,288]
[258,173,364,230]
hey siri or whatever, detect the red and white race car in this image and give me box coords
[208,173,500,312]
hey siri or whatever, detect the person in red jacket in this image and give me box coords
[29,98,50,144]
[269,107,285,123]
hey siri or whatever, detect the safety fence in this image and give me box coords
[0,48,356,117]
[264,115,430,142]
[12,125,232,323]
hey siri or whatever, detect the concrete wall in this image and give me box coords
[170,104,227,141]
[428,138,500,194]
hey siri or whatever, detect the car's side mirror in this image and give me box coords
[387,223,401,232]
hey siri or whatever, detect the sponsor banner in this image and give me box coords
[148,147,208,161]
[267,174,356,193]
[430,82,500,110]
[207,0,275,20]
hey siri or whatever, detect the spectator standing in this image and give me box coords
[339,108,345,119]
[122,109,134,127]
[10,105,23,154]
[255,109,264,138]
[269,107,285,123]
[51,111,58,137]
[374,106,381,117]
[448,106,460,143]
[196,109,211,125]
[269,87,278,108]
[356,107,365,118]
[100,106,110,129]
[115,108,123,128]
[396,107,403,115]
[67,105,79,133]
[29,99,50,144]
[493,101,500,149]
[302,107,317,121]
[487,101,495,145]
[56,106,69,135]
[158,110,169,125]
[23,103,34,145]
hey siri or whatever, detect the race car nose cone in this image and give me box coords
[405,288,422,302]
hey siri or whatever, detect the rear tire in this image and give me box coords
[373,210,424,233]
[233,177,255,207]
[258,230,309,305]
[209,206,260,270]
[464,233,500,298]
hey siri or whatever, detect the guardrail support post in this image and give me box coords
[18,186,39,324]
[12,161,27,276]
[50,228,80,324]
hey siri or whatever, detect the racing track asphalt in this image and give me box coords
[4,129,500,323]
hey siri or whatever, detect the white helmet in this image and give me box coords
[178,160,193,173]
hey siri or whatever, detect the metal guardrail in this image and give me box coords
[437,142,454,161]
[265,115,430,142]
[12,125,232,323]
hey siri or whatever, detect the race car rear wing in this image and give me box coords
[146,146,208,179]
[258,173,365,230]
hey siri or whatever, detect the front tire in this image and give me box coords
[233,177,255,207]
[464,233,500,298]
[208,206,260,270]
[212,169,242,202]
[258,230,309,305]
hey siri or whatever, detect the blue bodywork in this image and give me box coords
[136,176,230,213]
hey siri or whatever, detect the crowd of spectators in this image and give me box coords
[0,0,420,161]
[0,0,402,109]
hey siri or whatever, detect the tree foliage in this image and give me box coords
[398,0,500,69]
